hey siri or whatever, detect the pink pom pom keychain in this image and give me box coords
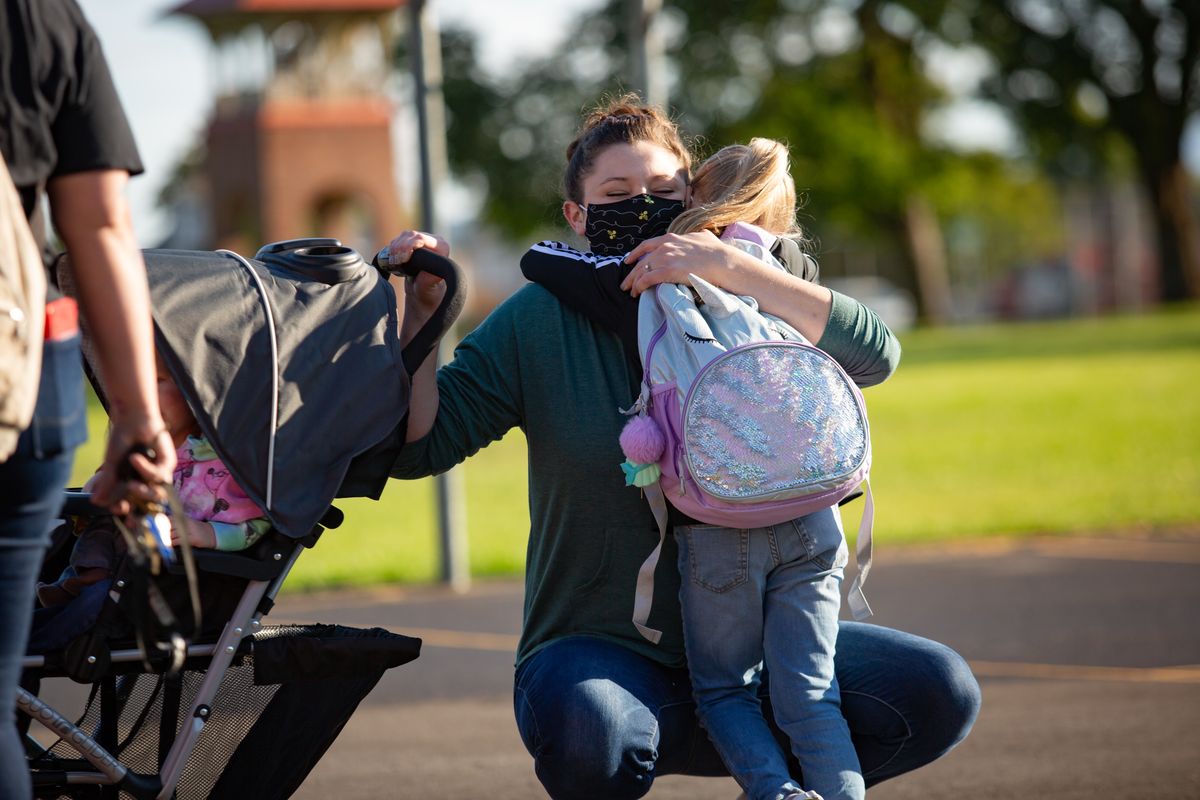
[620,414,665,464]
[618,415,665,488]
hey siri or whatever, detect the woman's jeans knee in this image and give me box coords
[514,637,667,800]
[834,622,981,784]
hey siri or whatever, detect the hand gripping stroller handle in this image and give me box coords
[374,247,468,378]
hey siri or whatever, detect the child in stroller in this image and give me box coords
[35,349,271,608]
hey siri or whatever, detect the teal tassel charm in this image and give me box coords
[620,459,662,488]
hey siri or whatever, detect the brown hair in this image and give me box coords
[668,138,803,240]
[562,93,692,203]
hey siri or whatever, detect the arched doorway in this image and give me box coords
[310,191,378,257]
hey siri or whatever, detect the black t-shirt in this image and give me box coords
[1,0,143,279]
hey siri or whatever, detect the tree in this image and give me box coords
[431,1,1068,321]
[958,0,1200,301]
[435,16,628,240]
[664,0,964,320]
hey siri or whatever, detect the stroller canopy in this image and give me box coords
[140,242,430,539]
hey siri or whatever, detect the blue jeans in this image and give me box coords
[676,508,863,800]
[514,628,980,800]
[0,337,86,800]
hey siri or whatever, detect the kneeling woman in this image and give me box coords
[386,96,981,800]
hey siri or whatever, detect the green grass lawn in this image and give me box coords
[866,304,1200,542]
[71,304,1200,591]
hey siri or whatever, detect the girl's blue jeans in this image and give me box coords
[676,508,863,800]
[515,614,980,800]
[0,337,86,800]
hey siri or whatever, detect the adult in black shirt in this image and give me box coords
[0,2,174,795]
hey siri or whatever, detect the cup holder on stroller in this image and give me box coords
[254,237,366,285]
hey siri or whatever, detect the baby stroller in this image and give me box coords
[18,238,466,799]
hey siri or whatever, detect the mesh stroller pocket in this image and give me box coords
[42,624,420,800]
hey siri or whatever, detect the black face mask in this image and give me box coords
[582,194,686,256]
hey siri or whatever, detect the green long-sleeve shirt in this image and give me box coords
[391,285,899,668]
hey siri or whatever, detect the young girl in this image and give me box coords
[36,350,271,606]
[521,138,865,800]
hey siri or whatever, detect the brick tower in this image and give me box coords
[173,0,406,256]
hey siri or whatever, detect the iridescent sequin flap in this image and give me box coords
[683,343,867,502]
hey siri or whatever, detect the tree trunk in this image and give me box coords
[903,194,954,325]
[1148,160,1200,302]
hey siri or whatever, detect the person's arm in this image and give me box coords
[520,242,634,333]
[621,230,834,342]
[390,290,527,480]
[816,291,901,387]
[622,231,900,386]
[384,231,450,442]
[171,517,271,551]
[48,169,174,510]
[521,242,640,362]
[403,321,441,443]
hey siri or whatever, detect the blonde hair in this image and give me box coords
[668,138,802,239]
[563,93,692,203]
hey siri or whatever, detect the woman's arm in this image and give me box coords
[48,169,175,511]
[390,303,526,478]
[385,231,449,442]
[382,231,524,474]
[818,291,901,387]
[621,231,834,342]
[621,231,900,386]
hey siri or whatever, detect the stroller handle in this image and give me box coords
[62,490,106,518]
[373,247,467,377]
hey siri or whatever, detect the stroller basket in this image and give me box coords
[32,624,419,800]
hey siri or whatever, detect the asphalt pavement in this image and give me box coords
[273,533,1200,799]
[29,533,1200,798]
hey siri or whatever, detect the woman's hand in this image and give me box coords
[386,230,449,264]
[382,231,451,442]
[621,230,834,343]
[169,518,217,549]
[620,231,753,297]
[90,422,176,516]
[386,230,449,341]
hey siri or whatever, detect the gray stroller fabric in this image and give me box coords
[141,247,407,539]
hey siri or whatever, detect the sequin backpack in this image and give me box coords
[621,225,874,641]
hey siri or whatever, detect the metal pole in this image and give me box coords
[627,0,666,107]
[409,0,469,591]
